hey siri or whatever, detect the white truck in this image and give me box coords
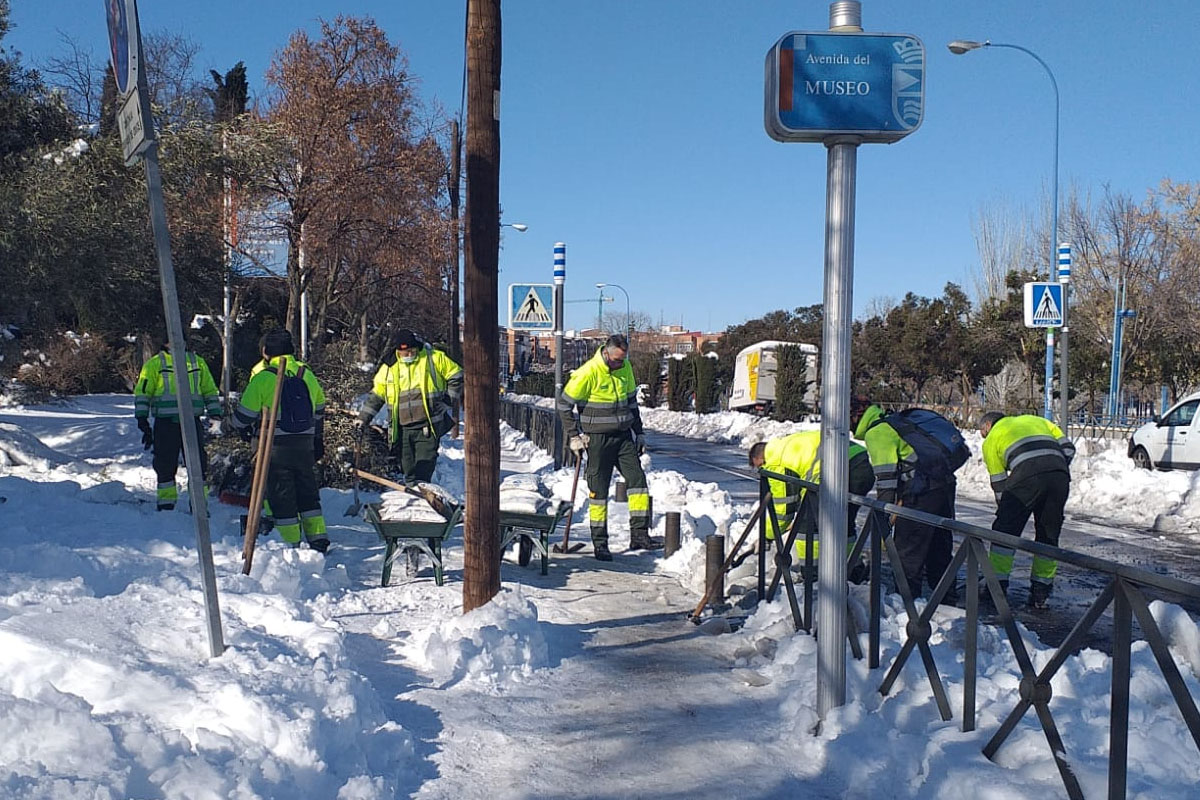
[728,340,818,415]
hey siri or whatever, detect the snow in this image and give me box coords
[0,394,1198,798]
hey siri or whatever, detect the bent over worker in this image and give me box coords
[979,411,1074,610]
[851,397,962,604]
[748,430,874,581]
[357,329,462,486]
[557,334,656,561]
[232,330,330,553]
[133,340,223,511]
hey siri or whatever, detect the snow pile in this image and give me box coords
[500,420,554,472]
[402,587,548,692]
[732,593,1200,798]
[640,406,816,445]
[0,421,71,469]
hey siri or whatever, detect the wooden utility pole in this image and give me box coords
[449,119,462,362]
[461,0,502,612]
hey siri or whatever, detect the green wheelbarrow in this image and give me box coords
[499,500,572,576]
[364,500,463,587]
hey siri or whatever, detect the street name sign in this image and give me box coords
[106,0,154,165]
[1024,282,1064,327]
[765,31,925,143]
[508,284,554,331]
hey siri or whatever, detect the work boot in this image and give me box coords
[593,542,613,562]
[848,562,870,585]
[308,538,330,555]
[980,579,1009,614]
[628,531,661,551]
[157,503,175,512]
[1028,581,1052,610]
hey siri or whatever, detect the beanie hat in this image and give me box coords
[262,329,295,358]
[394,329,421,349]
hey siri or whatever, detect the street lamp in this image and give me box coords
[949,39,1064,426]
[501,222,528,232]
[595,282,632,347]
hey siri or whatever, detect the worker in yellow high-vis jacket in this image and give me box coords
[231,330,329,553]
[357,329,462,486]
[557,334,656,561]
[979,411,1074,610]
[133,342,223,511]
[749,430,874,580]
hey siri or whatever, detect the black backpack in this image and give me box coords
[876,408,970,497]
[267,364,314,434]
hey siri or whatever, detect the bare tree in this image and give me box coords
[970,199,1036,304]
[37,32,99,124]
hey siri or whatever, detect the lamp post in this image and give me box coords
[500,222,528,232]
[949,39,1063,424]
[1108,271,1136,420]
[595,282,632,348]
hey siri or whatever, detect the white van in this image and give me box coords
[1128,391,1200,470]
[728,340,817,416]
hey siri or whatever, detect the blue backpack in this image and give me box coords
[877,408,970,497]
[268,364,314,434]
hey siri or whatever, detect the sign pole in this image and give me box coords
[553,243,566,468]
[1058,243,1071,434]
[108,0,224,658]
[764,0,923,719]
[815,0,866,720]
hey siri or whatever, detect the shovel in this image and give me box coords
[552,451,586,554]
[344,428,364,517]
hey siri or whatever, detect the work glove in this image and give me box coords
[137,418,153,450]
[569,434,589,454]
[313,437,325,462]
[635,434,647,456]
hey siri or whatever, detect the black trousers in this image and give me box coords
[893,482,957,599]
[152,417,207,485]
[266,436,321,525]
[391,423,441,484]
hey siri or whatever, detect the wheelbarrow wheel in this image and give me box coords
[518,535,533,567]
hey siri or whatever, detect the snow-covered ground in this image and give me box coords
[1,394,1199,798]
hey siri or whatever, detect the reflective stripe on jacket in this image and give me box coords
[360,346,462,443]
[232,355,326,438]
[557,348,642,436]
[854,404,915,504]
[134,351,222,420]
[982,414,1074,500]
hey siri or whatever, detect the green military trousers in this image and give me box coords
[585,430,649,547]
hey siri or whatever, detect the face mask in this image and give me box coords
[401,354,417,364]
[604,349,625,370]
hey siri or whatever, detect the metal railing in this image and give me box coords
[752,469,1200,800]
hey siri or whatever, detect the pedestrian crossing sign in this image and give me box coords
[1023,282,1064,327]
[508,283,555,330]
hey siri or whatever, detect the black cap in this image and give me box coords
[261,329,295,357]
[394,329,421,349]
[850,394,871,414]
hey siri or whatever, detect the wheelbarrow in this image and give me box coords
[499,500,572,576]
[363,499,463,587]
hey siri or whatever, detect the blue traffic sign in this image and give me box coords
[765,31,925,144]
[105,0,131,94]
[1024,282,1064,328]
[508,284,554,331]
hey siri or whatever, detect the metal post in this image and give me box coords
[221,130,233,406]
[1058,243,1070,432]
[705,534,725,606]
[815,0,863,718]
[298,222,308,360]
[553,243,566,466]
[144,144,225,658]
[664,511,681,557]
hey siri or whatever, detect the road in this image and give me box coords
[644,429,1200,651]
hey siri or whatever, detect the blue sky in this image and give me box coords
[9,1,1199,332]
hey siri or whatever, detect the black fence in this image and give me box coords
[750,469,1200,800]
[500,398,567,468]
